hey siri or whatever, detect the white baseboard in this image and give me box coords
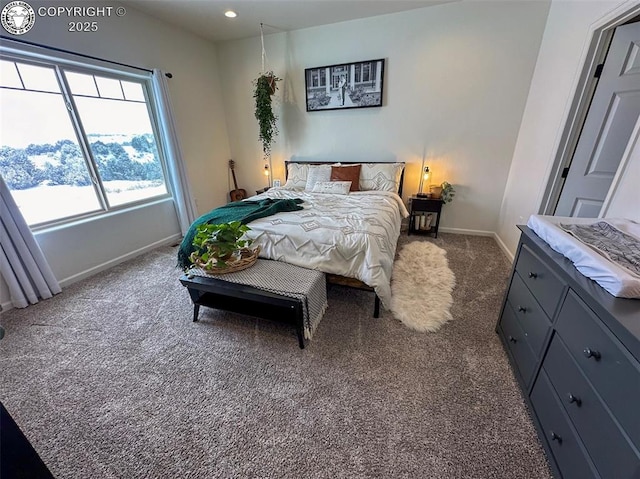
[58,233,182,288]
[492,233,515,263]
[438,227,494,236]
[437,227,515,262]
[1,234,182,314]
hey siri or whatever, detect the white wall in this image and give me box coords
[497,0,638,255]
[1,1,231,309]
[216,1,550,234]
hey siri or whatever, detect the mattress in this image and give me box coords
[526,215,640,299]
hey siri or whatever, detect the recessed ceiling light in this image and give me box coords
[224,10,237,18]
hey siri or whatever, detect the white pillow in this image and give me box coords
[359,163,404,192]
[283,163,309,189]
[305,165,332,191]
[312,181,351,195]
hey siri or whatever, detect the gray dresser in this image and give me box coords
[497,226,640,479]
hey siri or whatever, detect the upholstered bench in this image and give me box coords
[179,260,327,349]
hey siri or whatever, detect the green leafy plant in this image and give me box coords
[307,91,331,110]
[347,86,380,106]
[190,221,253,268]
[441,181,456,204]
[347,86,366,102]
[253,71,281,160]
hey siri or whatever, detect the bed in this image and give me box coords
[527,214,640,298]
[243,161,409,312]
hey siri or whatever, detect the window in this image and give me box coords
[309,69,319,88]
[309,69,326,88]
[0,54,169,227]
[362,63,372,82]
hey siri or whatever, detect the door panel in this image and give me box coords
[621,41,640,76]
[572,198,606,218]
[586,91,640,175]
[555,22,640,217]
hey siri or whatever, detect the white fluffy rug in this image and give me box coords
[390,241,456,332]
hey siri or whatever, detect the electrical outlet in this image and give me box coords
[273,179,281,187]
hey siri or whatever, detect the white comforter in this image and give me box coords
[244,188,409,307]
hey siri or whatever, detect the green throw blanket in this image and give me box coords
[177,198,304,269]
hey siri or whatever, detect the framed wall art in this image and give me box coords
[305,58,385,112]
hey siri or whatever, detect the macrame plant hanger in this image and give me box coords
[260,23,268,74]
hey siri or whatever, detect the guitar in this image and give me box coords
[228,160,247,202]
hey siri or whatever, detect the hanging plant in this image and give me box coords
[253,71,281,160]
[252,23,282,162]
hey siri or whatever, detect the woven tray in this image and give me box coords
[189,246,261,274]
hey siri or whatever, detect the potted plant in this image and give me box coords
[441,181,455,204]
[429,182,455,203]
[253,71,281,161]
[189,221,258,271]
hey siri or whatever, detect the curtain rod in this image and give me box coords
[0,36,173,78]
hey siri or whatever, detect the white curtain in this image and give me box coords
[0,175,61,308]
[151,69,197,235]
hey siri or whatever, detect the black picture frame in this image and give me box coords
[305,58,385,112]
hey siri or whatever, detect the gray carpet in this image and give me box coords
[0,233,552,479]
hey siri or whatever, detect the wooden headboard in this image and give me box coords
[284,161,406,196]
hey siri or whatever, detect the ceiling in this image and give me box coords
[122,0,455,43]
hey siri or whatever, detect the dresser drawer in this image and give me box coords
[515,244,565,318]
[531,370,599,479]
[500,303,536,386]
[556,290,640,448]
[507,273,551,355]
[544,335,640,479]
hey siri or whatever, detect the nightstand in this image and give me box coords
[408,196,443,237]
[256,187,270,195]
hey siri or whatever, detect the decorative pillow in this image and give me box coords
[312,181,351,195]
[359,163,405,192]
[330,164,361,192]
[305,165,332,191]
[283,163,310,189]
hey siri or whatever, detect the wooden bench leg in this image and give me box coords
[374,295,380,318]
[193,303,200,322]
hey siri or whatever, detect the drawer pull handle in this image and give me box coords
[508,335,517,343]
[528,272,538,279]
[550,431,562,444]
[567,394,582,407]
[583,348,601,360]
[517,306,527,313]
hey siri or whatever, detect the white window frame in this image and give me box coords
[0,42,173,230]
